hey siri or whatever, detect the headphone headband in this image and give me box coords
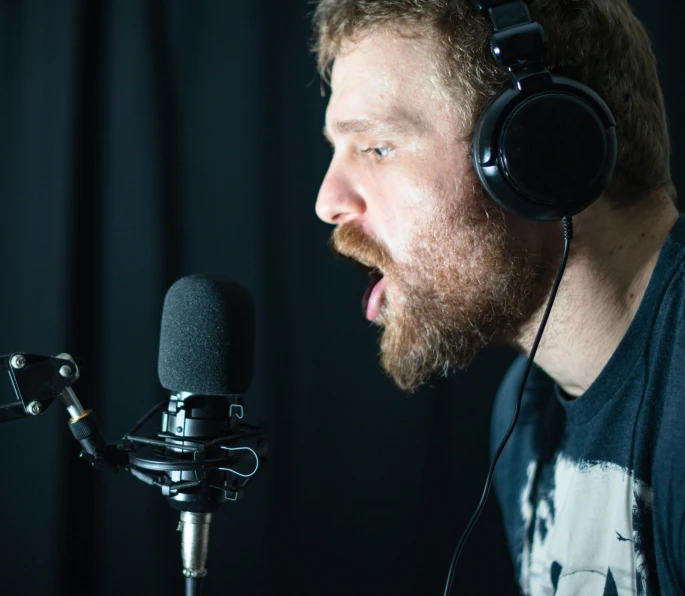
[472,1,549,91]
[469,0,519,15]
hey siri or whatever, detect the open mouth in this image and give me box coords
[361,268,386,322]
[332,252,387,322]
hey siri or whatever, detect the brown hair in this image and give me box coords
[312,0,675,206]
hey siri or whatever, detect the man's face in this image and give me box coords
[316,30,546,392]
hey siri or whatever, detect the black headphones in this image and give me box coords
[469,0,618,221]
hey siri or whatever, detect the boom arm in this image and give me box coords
[0,352,81,422]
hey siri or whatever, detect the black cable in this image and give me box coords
[185,576,205,596]
[442,216,574,596]
[122,398,167,439]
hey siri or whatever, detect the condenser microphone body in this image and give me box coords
[156,274,257,592]
[157,273,256,513]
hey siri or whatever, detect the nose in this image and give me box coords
[315,160,366,225]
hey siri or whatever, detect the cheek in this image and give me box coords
[371,139,470,266]
[379,174,448,263]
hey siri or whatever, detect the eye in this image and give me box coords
[361,146,392,161]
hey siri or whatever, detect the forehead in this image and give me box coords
[326,30,452,128]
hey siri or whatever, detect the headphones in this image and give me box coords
[469,0,618,221]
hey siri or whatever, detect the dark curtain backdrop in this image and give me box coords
[0,1,682,595]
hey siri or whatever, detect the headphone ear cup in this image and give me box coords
[472,76,617,221]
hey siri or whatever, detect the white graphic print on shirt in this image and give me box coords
[519,455,653,595]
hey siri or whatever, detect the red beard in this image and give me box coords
[331,179,547,393]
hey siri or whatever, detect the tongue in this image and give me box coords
[362,272,385,321]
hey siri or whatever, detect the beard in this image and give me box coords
[331,170,549,393]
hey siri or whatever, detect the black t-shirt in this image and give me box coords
[491,215,685,595]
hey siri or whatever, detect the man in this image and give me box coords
[312,0,684,594]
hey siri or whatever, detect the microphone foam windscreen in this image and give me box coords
[158,274,255,396]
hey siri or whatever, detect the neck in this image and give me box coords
[515,192,680,398]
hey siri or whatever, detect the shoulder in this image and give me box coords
[649,380,685,590]
[644,223,685,589]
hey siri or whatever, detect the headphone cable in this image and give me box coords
[442,215,574,596]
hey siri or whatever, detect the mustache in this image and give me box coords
[329,223,394,273]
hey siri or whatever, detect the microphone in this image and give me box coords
[0,274,266,596]
[156,274,259,594]
[124,274,265,596]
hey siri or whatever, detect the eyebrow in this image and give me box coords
[323,116,424,144]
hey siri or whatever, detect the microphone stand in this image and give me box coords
[0,352,267,596]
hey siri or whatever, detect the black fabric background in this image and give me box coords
[0,1,682,595]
